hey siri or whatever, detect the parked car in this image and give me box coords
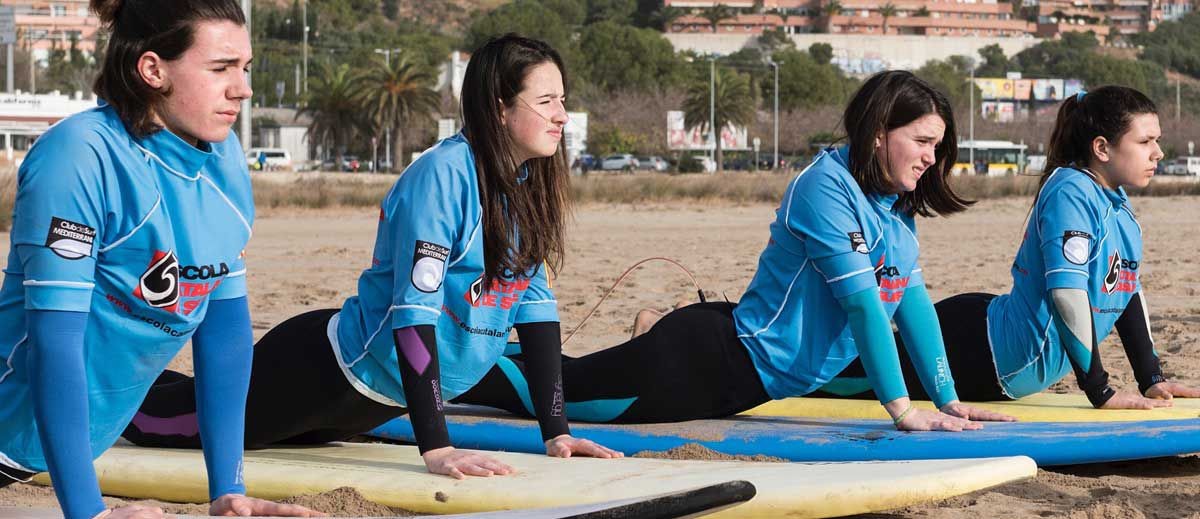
[687,154,716,173]
[600,154,639,171]
[636,156,669,172]
[341,155,362,172]
[244,148,293,171]
[1165,156,1200,176]
[573,153,597,173]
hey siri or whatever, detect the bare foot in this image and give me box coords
[632,309,665,339]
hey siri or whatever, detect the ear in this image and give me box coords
[137,51,168,90]
[498,98,508,127]
[1091,136,1111,163]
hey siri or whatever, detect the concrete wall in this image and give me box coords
[665,33,1043,73]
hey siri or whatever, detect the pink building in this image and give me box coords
[2,1,100,59]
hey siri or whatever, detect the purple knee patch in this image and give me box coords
[132,412,199,437]
[396,327,431,376]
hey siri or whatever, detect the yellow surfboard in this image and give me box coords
[35,443,1035,518]
[746,393,1200,422]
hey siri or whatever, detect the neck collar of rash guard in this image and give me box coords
[135,127,215,181]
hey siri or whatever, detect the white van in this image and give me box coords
[245,148,293,171]
[1165,156,1200,176]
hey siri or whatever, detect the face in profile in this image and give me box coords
[151,20,253,144]
[879,112,945,193]
[502,61,568,164]
[1096,113,1162,190]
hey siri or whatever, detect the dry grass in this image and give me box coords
[0,171,15,232]
[251,177,392,210]
[569,172,1200,205]
[3,169,1191,235]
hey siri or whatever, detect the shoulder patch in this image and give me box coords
[411,240,451,293]
[45,217,97,260]
[848,231,868,254]
[1062,230,1091,265]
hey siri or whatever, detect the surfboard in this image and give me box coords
[27,442,1032,518]
[2,480,753,519]
[369,406,1200,466]
[745,393,1200,422]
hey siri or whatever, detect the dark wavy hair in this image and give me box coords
[1043,86,1157,183]
[90,0,246,136]
[460,34,571,288]
[842,70,972,217]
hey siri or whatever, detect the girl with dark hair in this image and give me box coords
[126,34,621,479]
[815,86,1200,409]
[455,70,1012,431]
[0,1,317,517]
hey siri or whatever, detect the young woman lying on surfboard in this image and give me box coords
[810,86,1200,409]
[455,70,1015,431]
[0,1,317,517]
[124,33,622,480]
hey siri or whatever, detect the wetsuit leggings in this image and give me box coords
[815,292,1009,402]
[0,467,34,489]
[454,302,771,423]
[123,309,403,449]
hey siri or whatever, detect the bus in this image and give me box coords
[953,140,1027,176]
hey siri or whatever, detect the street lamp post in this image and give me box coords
[768,60,780,171]
[968,62,975,171]
[709,58,716,166]
[374,47,403,172]
[241,0,251,150]
[302,0,308,94]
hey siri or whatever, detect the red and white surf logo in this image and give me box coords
[134,250,180,310]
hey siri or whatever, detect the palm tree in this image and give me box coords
[701,4,736,32]
[653,6,687,31]
[821,0,843,33]
[299,62,366,171]
[878,2,898,34]
[683,66,754,172]
[355,53,440,172]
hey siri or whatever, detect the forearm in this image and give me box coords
[193,297,253,499]
[394,326,450,453]
[28,310,106,519]
[1050,288,1115,407]
[839,288,908,405]
[514,322,570,441]
[894,285,959,408]
[1115,291,1165,394]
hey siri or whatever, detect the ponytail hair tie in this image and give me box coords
[1076,90,1087,102]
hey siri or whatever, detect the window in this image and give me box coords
[51,4,67,16]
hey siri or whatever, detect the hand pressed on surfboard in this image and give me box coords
[940,401,1017,422]
[210,494,325,517]
[1145,381,1200,400]
[885,397,981,432]
[545,434,624,459]
[422,446,515,479]
[1102,390,1174,409]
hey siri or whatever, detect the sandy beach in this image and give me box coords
[2,194,1199,517]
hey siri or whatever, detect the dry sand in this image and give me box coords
[2,195,1199,517]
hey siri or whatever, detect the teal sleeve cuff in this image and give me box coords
[838,287,908,405]
[894,285,958,408]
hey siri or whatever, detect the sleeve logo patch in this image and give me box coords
[411,240,451,293]
[848,231,868,254]
[45,217,97,260]
[1062,230,1091,265]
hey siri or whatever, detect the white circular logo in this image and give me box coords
[411,256,444,292]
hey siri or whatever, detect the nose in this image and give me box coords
[550,102,568,126]
[1151,142,1164,162]
[230,71,253,101]
[922,145,936,167]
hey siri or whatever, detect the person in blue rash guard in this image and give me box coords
[455,71,1013,431]
[125,34,622,479]
[816,86,1200,408]
[0,1,318,518]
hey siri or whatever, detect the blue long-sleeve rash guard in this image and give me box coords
[29,297,252,517]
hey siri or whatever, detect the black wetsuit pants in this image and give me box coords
[123,309,404,449]
[454,302,772,423]
[814,292,1009,402]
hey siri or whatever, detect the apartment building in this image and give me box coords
[665,0,1180,38]
[1,0,99,59]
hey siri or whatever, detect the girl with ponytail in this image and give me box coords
[0,1,317,517]
[817,86,1200,410]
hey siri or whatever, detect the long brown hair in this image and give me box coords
[91,0,246,136]
[841,70,972,217]
[460,34,571,288]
